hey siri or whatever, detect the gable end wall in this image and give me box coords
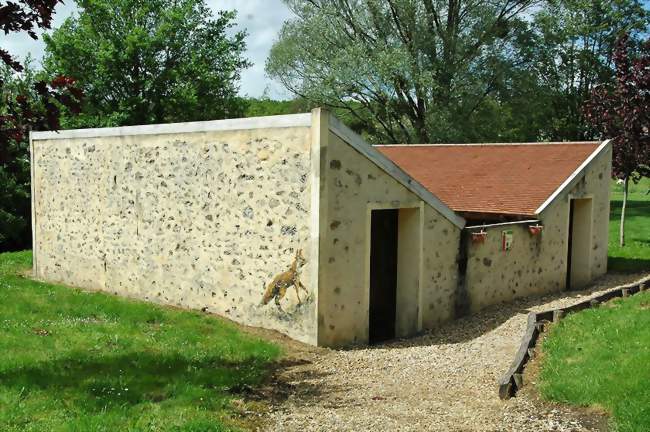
[463,145,612,311]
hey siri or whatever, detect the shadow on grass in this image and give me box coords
[0,352,272,413]
[608,256,650,273]
[610,199,650,217]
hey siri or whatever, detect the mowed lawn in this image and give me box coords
[538,179,650,430]
[0,251,281,432]
[539,291,650,431]
[608,177,650,272]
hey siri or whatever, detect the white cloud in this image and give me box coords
[0,2,77,67]
[214,0,295,98]
[0,0,294,99]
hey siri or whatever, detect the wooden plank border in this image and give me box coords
[498,277,650,399]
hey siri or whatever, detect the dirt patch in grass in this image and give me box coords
[637,300,650,310]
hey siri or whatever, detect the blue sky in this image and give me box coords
[0,0,295,99]
[3,1,649,99]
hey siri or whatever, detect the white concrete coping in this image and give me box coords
[535,139,612,215]
[327,114,466,229]
[466,219,541,230]
[30,113,312,141]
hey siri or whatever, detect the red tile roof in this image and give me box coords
[376,143,600,217]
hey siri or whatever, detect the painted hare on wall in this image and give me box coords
[261,249,309,311]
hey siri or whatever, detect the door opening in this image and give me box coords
[566,200,575,290]
[567,198,593,290]
[369,209,398,344]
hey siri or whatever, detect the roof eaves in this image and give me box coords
[328,115,466,229]
[458,209,538,218]
[534,139,612,215]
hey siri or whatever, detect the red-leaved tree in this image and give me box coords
[0,0,82,250]
[584,33,650,247]
[1,1,82,156]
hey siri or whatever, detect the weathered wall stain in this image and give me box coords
[464,148,612,311]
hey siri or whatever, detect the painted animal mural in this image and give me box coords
[261,249,309,311]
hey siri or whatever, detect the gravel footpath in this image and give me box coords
[263,272,650,432]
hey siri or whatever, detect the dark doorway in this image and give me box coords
[369,209,398,344]
[567,198,593,290]
[566,199,575,290]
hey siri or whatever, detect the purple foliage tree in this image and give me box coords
[0,0,82,162]
[584,34,650,247]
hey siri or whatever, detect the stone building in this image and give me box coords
[30,109,611,347]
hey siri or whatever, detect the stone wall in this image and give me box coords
[464,145,612,312]
[317,126,462,347]
[32,123,317,344]
[31,112,611,347]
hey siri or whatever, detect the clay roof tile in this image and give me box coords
[376,142,600,217]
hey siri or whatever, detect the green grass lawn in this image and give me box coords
[608,177,650,272]
[0,251,281,432]
[539,292,650,431]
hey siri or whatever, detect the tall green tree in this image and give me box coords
[267,0,649,144]
[43,0,250,128]
[528,0,648,140]
[1,63,36,250]
[267,0,539,144]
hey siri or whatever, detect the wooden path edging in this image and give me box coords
[498,277,650,400]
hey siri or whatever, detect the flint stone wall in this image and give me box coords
[32,126,317,344]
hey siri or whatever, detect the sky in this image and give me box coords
[0,0,295,99]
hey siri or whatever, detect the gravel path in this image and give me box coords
[264,272,650,432]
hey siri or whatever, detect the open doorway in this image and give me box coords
[566,198,593,290]
[368,207,421,344]
[369,209,398,344]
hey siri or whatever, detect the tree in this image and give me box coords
[528,0,648,140]
[584,34,650,246]
[0,1,82,251]
[244,97,312,118]
[267,0,649,144]
[267,0,540,144]
[43,0,250,128]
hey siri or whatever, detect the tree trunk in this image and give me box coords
[620,176,629,247]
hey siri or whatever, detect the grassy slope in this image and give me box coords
[608,177,650,272]
[539,292,650,431]
[0,251,281,432]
